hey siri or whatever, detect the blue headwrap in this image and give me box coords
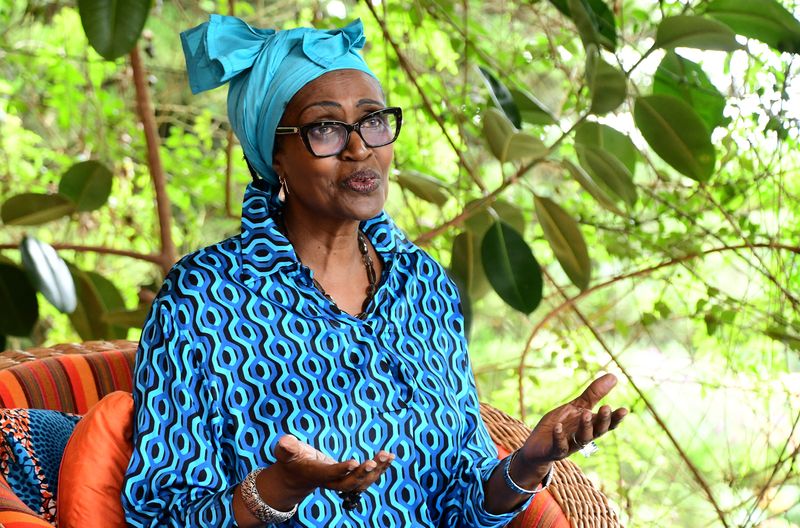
[180,15,378,187]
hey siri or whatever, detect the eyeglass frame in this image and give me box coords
[274,107,403,158]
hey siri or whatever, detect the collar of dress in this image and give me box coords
[238,179,416,286]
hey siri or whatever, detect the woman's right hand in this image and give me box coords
[257,434,395,511]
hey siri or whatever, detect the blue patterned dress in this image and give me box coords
[122,180,530,527]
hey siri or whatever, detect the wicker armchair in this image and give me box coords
[0,340,621,527]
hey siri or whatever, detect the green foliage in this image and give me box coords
[1,0,800,525]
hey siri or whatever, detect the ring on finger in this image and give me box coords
[571,433,589,448]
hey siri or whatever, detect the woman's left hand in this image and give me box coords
[512,373,628,486]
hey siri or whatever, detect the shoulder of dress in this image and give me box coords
[159,235,242,292]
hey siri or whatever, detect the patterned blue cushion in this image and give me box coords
[0,408,81,522]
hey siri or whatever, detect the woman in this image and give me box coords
[122,15,627,527]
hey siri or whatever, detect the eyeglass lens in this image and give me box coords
[306,110,399,157]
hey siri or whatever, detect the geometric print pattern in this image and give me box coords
[122,180,530,527]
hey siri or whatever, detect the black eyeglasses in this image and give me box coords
[275,107,403,158]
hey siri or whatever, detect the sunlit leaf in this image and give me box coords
[654,51,728,132]
[77,0,152,60]
[1,193,75,226]
[510,88,558,126]
[706,0,800,54]
[634,94,716,182]
[479,66,522,128]
[0,262,39,337]
[19,236,77,313]
[483,108,548,163]
[465,199,527,236]
[574,121,638,173]
[58,160,113,212]
[655,15,743,51]
[481,221,543,314]
[562,159,625,216]
[576,145,638,206]
[534,195,591,290]
[586,45,627,114]
[396,170,449,206]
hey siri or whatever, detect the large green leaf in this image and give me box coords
[450,231,491,300]
[58,160,113,212]
[483,108,547,163]
[554,0,617,51]
[68,264,112,340]
[464,199,527,236]
[396,170,450,206]
[86,270,129,338]
[586,46,627,114]
[103,308,148,330]
[576,145,638,206]
[510,88,558,126]
[1,193,75,226]
[634,94,716,182]
[479,66,522,128]
[706,0,800,54]
[77,0,152,60]
[534,195,591,290]
[19,236,77,313]
[654,15,743,51]
[574,121,638,173]
[654,51,728,132]
[0,263,39,337]
[562,159,625,216]
[481,221,543,314]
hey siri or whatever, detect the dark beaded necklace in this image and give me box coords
[276,215,378,320]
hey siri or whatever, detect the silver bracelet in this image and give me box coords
[241,468,298,523]
[501,451,554,495]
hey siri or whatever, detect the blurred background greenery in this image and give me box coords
[1,0,799,526]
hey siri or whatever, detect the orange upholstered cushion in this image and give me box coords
[57,391,133,528]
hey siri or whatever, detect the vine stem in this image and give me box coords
[538,267,732,528]
[363,0,488,193]
[0,243,162,265]
[517,240,800,413]
[130,45,177,275]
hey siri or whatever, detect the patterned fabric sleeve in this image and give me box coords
[121,283,238,527]
[440,273,533,527]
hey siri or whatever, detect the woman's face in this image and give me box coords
[272,69,393,225]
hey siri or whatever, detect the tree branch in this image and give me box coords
[130,45,177,275]
[0,243,162,265]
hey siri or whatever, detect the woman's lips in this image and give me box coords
[343,169,380,194]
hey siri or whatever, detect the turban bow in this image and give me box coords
[180,15,377,187]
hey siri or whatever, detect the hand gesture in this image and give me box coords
[518,374,627,470]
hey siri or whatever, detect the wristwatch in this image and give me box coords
[241,468,299,522]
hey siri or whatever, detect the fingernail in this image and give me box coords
[378,454,389,463]
[365,462,376,473]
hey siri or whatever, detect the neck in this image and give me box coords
[280,202,362,276]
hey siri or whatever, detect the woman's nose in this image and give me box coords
[340,129,371,160]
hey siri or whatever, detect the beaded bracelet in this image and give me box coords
[501,451,554,495]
